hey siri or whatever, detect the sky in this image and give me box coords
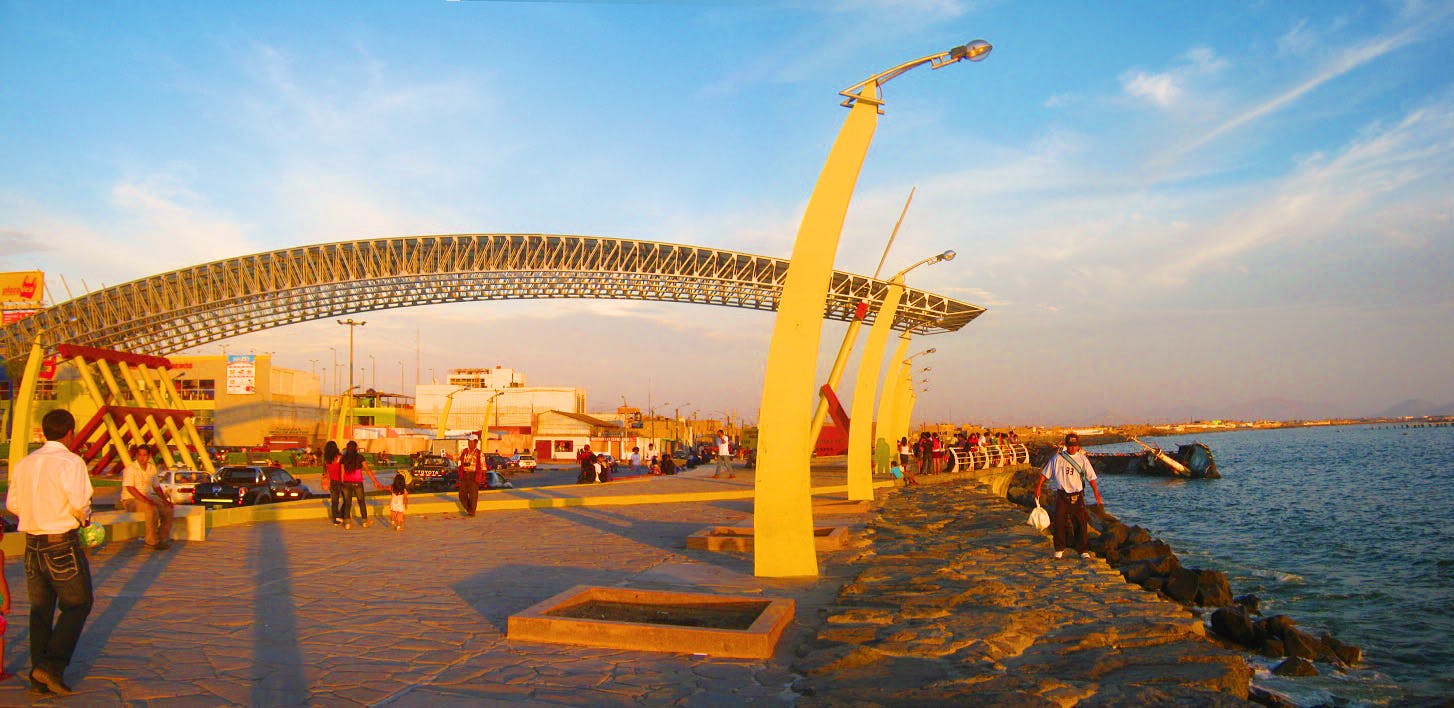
[2,0,1452,426]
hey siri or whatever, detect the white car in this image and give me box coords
[516,453,537,470]
[160,469,214,504]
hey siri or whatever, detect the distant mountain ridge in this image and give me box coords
[1377,399,1454,418]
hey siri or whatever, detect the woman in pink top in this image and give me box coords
[323,441,343,526]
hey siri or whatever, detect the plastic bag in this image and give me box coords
[1027,498,1050,531]
[79,523,107,549]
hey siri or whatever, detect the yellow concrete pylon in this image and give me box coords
[876,333,913,454]
[754,82,881,578]
[846,277,906,501]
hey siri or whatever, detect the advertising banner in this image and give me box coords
[1,309,38,326]
[0,271,44,304]
[226,354,256,394]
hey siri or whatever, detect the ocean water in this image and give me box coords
[1088,424,1454,705]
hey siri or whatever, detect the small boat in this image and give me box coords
[1088,439,1218,479]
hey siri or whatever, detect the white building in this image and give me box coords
[415,383,586,431]
[446,366,525,389]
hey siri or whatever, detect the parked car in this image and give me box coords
[408,455,460,493]
[484,469,515,490]
[484,453,512,471]
[159,469,213,505]
[193,466,310,508]
[514,453,537,471]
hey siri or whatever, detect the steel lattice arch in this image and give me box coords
[1,234,984,367]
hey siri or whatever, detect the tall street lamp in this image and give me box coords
[337,319,366,394]
[753,40,992,578]
[878,340,936,448]
[844,250,955,500]
[893,348,938,442]
[329,346,339,396]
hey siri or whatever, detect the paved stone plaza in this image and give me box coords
[1,468,860,705]
[0,463,1253,705]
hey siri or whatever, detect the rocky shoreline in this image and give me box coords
[792,473,1255,705]
[999,464,1366,695]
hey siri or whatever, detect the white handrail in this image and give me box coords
[949,443,1028,472]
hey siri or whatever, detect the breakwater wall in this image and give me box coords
[997,465,1365,688]
[791,468,1254,705]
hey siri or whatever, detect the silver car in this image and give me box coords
[160,469,214,504]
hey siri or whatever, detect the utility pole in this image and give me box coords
[337,319,366,394]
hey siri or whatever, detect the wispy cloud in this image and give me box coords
[1119,46,1227,110]
[1169,21,1432,159]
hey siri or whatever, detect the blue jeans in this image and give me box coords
[25,532,94,676]
[341,482,367,522]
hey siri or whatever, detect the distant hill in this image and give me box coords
[1219,397,1341,422]
[1378,399,1454,418]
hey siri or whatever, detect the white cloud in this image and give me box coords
[1119,46,1226,110]
[1120,70,1182,108]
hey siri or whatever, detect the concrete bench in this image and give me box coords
[90,504,207,543]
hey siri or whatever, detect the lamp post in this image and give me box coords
[845,250,955,500]
[753,40,992,578]
[398,360,406,398]
[368,354,376,391]
[879,342,936,448]
[337,319,366,396]
[329,346,339,396]
[308,358,319,382]
[893,351,937,441]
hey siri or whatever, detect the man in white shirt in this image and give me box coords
[712,430,734,479]
[1034,433,1104,560]
[120,444,174,550]
[5,409,94,696]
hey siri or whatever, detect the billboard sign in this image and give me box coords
[0,271,44,304]
[226,354,256,395]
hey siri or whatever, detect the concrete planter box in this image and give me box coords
[508,585,794,659]
[686,524,851,553]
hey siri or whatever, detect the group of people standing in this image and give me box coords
[321,440,409,530]
[877,428,1025,484]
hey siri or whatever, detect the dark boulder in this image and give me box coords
[1282,628,1321,661]
[1141,576,1166,593]
[1210,607,1256,647]
[1260,638,1285,658]
[1194,569,1234,607]
[1272,657,1318,677]
[1248,685,1298,708]
[1164,567,1200,605]
[1125,525,1152,545]
[1258,615,1297,641]
[1320,632,1363,666]
[1120,561,1158,585]
[1233,594,1261,615]
[1118,540,1174,564]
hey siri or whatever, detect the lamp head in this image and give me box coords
[951,40,992,62]
[939,250,956,262]
[926,348,937,354]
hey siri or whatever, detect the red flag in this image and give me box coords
[854,300,868,320]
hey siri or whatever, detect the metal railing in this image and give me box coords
[949,443,1029,472]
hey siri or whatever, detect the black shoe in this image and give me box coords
[29,680,52,695]
[30,668,72,696]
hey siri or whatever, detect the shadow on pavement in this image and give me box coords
[69,539,180,681]
[537,506,742,569]
[251,520,306,704]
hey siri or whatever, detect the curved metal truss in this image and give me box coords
[1,234,984,366]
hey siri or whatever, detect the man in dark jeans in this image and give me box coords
[457,437,483,516]
[1033,433,1105,559]
[5,409,95,695]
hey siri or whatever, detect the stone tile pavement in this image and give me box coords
[0,464,865,706]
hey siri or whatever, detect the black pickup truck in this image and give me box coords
[193,466,312,508]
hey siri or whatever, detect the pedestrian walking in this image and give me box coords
[5,409,94,696]
[323,441,343,526]
[340,441,382,529]
[712,430,734,479]
[1034,433,1104,559]
[457,437,484,515]
[388,474,409,531]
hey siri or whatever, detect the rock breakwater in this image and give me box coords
[792,479,1253,705]
[1002,467,1365,683]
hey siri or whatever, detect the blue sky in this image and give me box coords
[3,0,1452,425]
